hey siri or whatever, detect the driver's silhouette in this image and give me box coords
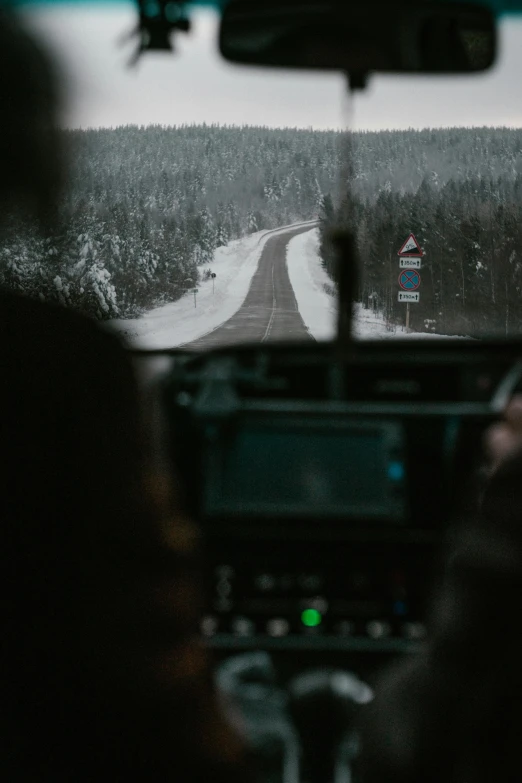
[0,10,250,782]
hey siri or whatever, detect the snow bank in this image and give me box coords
[353,303,470,340]
[286,228,337,340]
[108,222,316,349]
[286,228,469,341]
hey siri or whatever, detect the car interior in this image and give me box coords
[6,0,522,780]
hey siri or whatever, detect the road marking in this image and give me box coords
[261,261,277,342]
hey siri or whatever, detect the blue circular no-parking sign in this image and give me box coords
[398,270,421,291]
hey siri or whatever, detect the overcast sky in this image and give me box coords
[24,4,522,131]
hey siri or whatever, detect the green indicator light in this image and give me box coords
[301,608,322,627]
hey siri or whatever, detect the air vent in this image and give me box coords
[345,366,459,402]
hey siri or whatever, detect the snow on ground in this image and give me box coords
[109,222,315,349]
[286,227,337,340]
[286,228,469,340]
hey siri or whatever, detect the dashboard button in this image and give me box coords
[302,596,328,614]
[231,616,255,636]
[392,600,408,616]
[266,618,290,637]
[366,621,392,640]
[201,615,219,637]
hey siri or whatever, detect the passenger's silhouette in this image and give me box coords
[359,401,522,783]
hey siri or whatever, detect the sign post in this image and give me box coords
[184,277,199,308]
[397,234,424,331]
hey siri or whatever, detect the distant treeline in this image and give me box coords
[1,124,521,326]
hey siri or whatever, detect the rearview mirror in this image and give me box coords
[219,0,496,76]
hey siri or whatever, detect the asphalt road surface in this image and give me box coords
[184,225,315,350]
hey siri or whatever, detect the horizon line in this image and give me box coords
[62,122,522,133]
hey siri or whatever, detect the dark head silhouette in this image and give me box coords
[0,11,250,782]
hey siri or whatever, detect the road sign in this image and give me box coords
[398,233,424,257]
[400,257,421,269]
[398,292,420,303]
[398,269,421,291]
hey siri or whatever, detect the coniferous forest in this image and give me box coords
[0,125,336,319]
[323,127,522,336]
[2,123,522,336]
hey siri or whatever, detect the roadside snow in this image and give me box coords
[287,228,469,340]
[109,222,316,349]
[286,227,337,340]
[355,305,469,339]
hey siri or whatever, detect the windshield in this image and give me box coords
[7,3,522,347]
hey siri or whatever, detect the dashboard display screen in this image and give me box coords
[204,417,407,519]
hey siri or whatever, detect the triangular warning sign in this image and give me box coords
[398,233,424,257]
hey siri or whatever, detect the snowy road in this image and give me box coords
[183,224,316,349]
[111,224,468,351]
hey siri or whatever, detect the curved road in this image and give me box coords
[183,225,315,349]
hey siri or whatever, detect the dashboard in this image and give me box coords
[154,338,522,675]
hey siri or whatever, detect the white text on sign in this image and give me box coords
[398,292,420,303]
[399,258,422,269]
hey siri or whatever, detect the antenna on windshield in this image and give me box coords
[122,0,191,65]
[333,230,358,346]
[347,71,368,92]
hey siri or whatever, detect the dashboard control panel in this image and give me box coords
[160,340,522,659]
[200,540,430,654]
